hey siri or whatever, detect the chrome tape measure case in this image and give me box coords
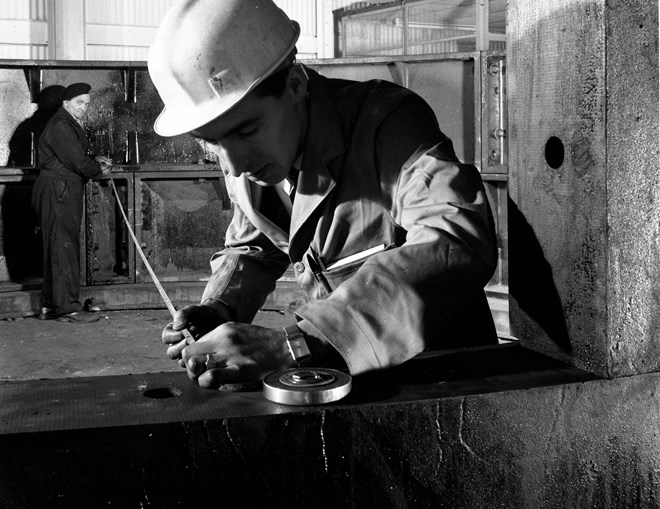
[263,368,352,406]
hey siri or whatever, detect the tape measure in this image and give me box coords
[263,368,352,405]
[108,176,198,341]
[109,176,350,399]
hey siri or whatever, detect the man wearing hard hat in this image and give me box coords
[149,0,498,389]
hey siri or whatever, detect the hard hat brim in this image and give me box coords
[153,22,300,138]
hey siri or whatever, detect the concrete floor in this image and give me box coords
[0,308,293,382]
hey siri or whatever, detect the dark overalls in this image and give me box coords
[31,107,102,315]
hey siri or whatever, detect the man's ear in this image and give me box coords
[286,65,308,104]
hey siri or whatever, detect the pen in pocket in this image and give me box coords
[307,253,333,294]
[325,243,388,270]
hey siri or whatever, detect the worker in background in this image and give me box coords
[32,82,114,323]
[149,0,498,388]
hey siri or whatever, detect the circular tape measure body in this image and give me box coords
[263,368,352,406]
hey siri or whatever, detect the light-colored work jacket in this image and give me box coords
[202,67,498,375]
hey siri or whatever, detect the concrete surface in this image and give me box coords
[0,307,293,381]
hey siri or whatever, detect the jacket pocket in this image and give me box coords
[323,243,394,289]
[54,178,68,202]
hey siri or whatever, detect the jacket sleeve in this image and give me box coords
[50,119,103,179]
[295,96,498,375]
[200,180,290,323]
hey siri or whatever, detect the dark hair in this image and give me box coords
[252,66,291,98]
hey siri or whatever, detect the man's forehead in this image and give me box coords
[190,100,263,139]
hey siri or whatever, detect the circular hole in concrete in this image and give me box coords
[143,387,182,399]
[544,136,565,169]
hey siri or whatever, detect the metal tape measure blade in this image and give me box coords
[263,368,352,405]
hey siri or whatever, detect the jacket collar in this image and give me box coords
[58,106,86,132]
[289,66,345,240]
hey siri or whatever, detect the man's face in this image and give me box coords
[63,94,91,121]
[190,70,306,186]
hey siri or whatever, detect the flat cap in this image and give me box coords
[63,82,91,101]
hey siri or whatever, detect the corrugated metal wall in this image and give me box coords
[0,0,182,61]
[0,0,46,19]
[274,0,318,59]
[0,0,427,62]
[88,0,322,61]
[85,0,177,61]
[0,0,322,61]
[81,0,323,61]
[276,0,316,34]
[0,0,502,61]
[0,0,48,59]
[86,0,174,25]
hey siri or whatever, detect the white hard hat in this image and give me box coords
[148,0,300,137]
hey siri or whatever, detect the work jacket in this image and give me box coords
[37,106,102,181]
[202,67,498,375]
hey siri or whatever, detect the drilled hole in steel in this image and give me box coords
[143,387,182,399]
[544,136,565,169]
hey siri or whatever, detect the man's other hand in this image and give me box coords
[181,323,293,389]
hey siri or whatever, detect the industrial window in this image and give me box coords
[333,0,506,57]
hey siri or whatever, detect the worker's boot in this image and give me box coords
[83,298,102,312]
[56,310,101,323]
[37,307,56,320]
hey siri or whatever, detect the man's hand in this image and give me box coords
[181,323,293,389]
[95,155,113,165]
[95,155,120,176]
[162,303,228,364]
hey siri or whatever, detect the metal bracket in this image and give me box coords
[481,54,507,173]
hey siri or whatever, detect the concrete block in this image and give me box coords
[507,0,660,377]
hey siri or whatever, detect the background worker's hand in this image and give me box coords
[162,303,229,364]
[95,155,113,165]
[181,322,293,389]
